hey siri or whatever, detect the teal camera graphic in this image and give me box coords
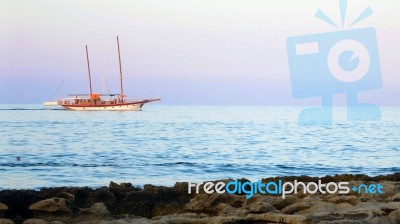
[286,1,382,125]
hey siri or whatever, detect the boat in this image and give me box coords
[44,101,60,106]
[58,36,160,111]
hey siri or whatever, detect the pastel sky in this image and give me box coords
[0,0,399,105]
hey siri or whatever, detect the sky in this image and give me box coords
[0,0,399,105]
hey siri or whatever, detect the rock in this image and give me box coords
[153,212,209,220]
[185,193,245,212]
[109,182,133,191]
[326,195,360,205]
[73,203,112,223]
[22,219,47,224]
[74,187,94,207]
[152,202,186,217]
[0,219,13,224]
[108,182,137,203]
[341,211,374,220]
[388,209,400,223]
[353,201,400,214]
[380,201,400,212]
[84,202,110,217]
[98,218,151,224]
[334,202,353,210]
[318,220,373,224]
[0,204,7,211]
[370,216,391,224]
[117,184,192,218]
[245,195,274,205]
[28,198,74,223]
[245,195,299,210]
[281,202,314,214]
[216,203,236,215]
[247,213,307,224]
[298,202,337,215]
[245,201,277,213]
[271,195,301,210]
[303,201,395,222]
[56,192,75,201]
[301,196,322,203]
[87,188,116,206]
[152,212,247,224]
[0,203,7,218]
[29,198,71,213]
[379,181,400,199]
[389,193,400,202]
[152,213,209,224]
[216,203,248,217]
[184,194,211,212]
[122,191,158,217]
[208,216,246,224]
[173,182,189,194]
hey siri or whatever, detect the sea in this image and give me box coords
[0,105,399,189]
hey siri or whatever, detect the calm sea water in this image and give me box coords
[0,105,399,189]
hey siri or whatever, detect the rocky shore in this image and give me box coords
[0,173,399,224]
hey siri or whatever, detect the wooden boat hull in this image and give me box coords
[62,102,144,111]
[61,98,160,111]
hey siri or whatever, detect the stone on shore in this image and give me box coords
[325,195,360,205]
[185,193,245,213]
[0,204,8,211]
[80,202,111,219]
[22,219,48,224]
[281,201,314,214]
[0,219,13,224]
[56,192,75,201]
[245,201,277,213]
[87,188,116,206]
[28,198,74,223]
[389,193,400,202]
[247,213,308,224]
[388,209,400,223]
[0,203,8,218]
[29,198,71,213]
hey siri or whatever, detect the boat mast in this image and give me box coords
[86,45,93,97]
[117,36,124,102]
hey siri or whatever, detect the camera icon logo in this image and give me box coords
[286,2,382,125]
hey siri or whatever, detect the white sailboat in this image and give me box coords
[53,36,160,111]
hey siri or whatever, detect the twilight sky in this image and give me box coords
[0,0,399,105]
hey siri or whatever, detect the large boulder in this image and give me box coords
[29,198,71,213]
[28,198,73,223]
